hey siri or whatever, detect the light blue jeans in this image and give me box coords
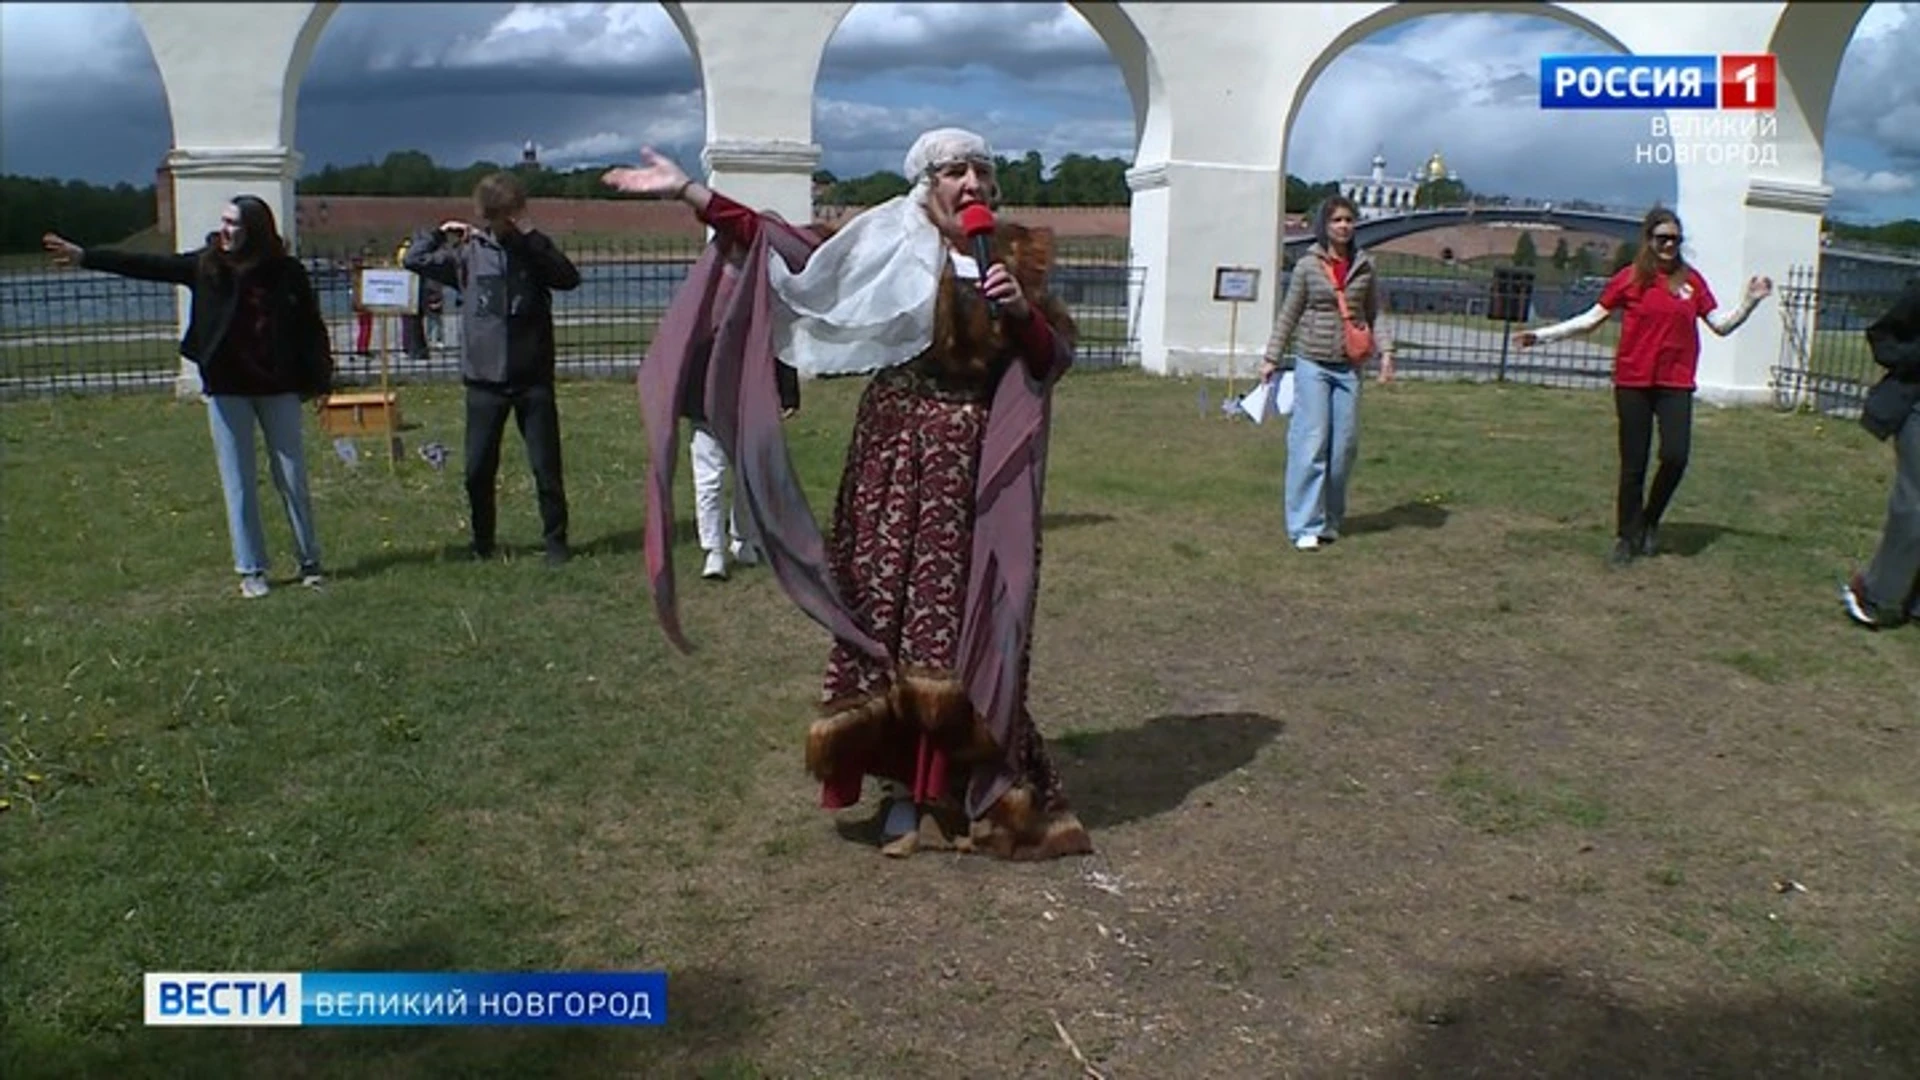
[206,394,322,576]
[1284,357,1361,541]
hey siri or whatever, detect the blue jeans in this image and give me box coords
[206,394,322,576]
[1284,357,1361,541]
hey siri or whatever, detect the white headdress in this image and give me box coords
[768,128,994,376]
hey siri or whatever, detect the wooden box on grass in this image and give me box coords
[319,392,400,436]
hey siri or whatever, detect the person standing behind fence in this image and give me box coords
[1257,195,1395,552]
[1514,207,1772,568]
[394,235,430,361]
[404,171,582,566]
[352,244,376,357]
[42,196,333,598]
[1842,278,1920,629]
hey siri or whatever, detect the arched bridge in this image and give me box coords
[1284,207,1644,256]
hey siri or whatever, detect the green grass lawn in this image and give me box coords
[2,316,1137,382]
[3,373,1916,1078]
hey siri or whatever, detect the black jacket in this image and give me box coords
[678,354,800,423]
[1862,281,1920,441]
[80,246,332,398]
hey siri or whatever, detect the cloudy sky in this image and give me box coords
[2,2,1915,223]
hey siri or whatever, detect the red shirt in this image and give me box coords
[1599,265,1718,389]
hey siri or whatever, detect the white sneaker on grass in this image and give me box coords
[1294,535,1320,552]
[701,549,729,581]
[239,573,271,599]
[730,540,763,567]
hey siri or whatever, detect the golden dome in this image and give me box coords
[1425,150,1449,181]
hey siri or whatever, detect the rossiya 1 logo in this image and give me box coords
[1539,55,1776,110]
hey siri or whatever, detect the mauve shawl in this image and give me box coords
[639,211,1071,818]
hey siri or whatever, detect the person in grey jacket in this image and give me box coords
[405,172,582,565]
[1258,195,1394,551]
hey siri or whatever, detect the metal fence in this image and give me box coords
[0,237,1144,399]
[4,238,1912,404]
[1278,254,1619,391]
[1771,261,1916,416]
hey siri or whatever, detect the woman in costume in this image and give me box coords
[606,128,1093,860]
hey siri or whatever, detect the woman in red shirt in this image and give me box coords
[1516,208,1772,566]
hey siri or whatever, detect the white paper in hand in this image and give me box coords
[1275,370,1297,417]
[1237,378,1271,424]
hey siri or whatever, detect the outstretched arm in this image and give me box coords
[46,232,199,285]
[1704,275,1773,337]
[605,147,756,248]
[1517,303,1609,348]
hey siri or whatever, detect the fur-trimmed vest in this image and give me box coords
[903,223,1077,395]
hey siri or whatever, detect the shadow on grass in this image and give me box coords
[1059,712,1284,830]
[1042,512,1115,531]
[1345,500,1450,536]
[26,931,764,1080]
[1648,521,1750,558]
[330,542,476,580]
[1371,951,1920,1078]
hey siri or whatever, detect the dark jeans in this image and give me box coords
[1614,386,1693,541]
[465,382,568,551]
[401,314,429,360]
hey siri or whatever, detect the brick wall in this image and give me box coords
[1372,223,1620,263]
[280,196,1593,260]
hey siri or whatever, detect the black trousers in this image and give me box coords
[465,382,568,550]
[1614,386,1693,541]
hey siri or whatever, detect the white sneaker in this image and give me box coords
[701,549,728,581]
[1293,535,1320,551]
[239,573,271,599]
[730,540,763,567]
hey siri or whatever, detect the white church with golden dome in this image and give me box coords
[1339,149,1459,220]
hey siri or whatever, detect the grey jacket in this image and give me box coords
[404,226,581,387]
[1263,244,1393,368]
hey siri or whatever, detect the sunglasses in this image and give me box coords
[1651,232,1683,246]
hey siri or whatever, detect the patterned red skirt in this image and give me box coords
[815,368,1069,819]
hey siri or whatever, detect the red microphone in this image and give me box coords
[958,204,1000,318]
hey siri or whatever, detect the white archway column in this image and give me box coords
[672,3,846,225]
[700,139,821,226]
[129,1,321,397]
[1130,160,1283,376]
[1704,178,1830,406]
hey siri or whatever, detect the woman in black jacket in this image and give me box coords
[44,195,333,598]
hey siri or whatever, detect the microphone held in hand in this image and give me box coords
[958,204,1000,319]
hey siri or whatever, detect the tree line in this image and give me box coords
[0,176,159,254]
[6,155,1920,256]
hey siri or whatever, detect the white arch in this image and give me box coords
[123,1,1851,405]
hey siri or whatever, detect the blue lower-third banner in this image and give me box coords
[144,971,668,1026]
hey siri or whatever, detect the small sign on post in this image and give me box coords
[1487,265,1537,383]
[1214,267,1261,408]
[325,267,418,471]
[354,268,419,315]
